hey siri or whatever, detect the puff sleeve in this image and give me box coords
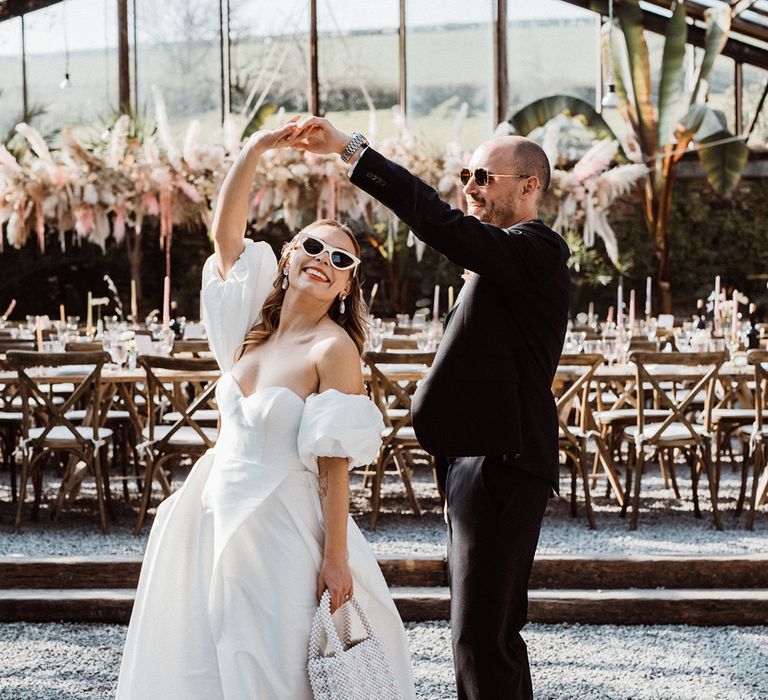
[201,239,277,372]
[297,390,384,474]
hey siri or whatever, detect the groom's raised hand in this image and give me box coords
[289,117,351,156]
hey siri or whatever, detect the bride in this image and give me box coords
[116,121,416,699]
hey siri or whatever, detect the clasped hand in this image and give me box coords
[247,115,351,158]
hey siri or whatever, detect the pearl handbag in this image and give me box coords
[308,590,403,700]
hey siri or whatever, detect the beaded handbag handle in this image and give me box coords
[309,590,375,659]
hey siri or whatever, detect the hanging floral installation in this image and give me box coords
[0,90,643,269]
[0,91,467,259]
[547,140,647,265]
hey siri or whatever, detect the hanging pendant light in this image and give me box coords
[602,83,620,109]
[60,0,71,89]
[601,0,619,110]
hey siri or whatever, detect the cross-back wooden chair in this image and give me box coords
[64,339,144,501]
[7,350,113,532]
[171,339,211,357]
[0,357,23,504]
[362,350,436,530]
[623,351,727,531]
[736,350,768,530]
[134,355,220,534]
[557,354,624,529]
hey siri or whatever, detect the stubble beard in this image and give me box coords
[468,200,517,228]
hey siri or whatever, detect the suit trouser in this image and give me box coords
[446,455,551,700]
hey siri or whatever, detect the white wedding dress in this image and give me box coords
[116,240,416,699]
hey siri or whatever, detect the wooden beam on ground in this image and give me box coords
[4,554,768,590]
[3,587,768,625]
[529,554,768,590]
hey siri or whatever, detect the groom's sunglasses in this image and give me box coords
[459,168,530,187]
[300,234,361,273]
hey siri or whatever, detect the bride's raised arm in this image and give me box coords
[211,120,299,278]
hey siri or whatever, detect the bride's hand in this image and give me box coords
[288,116,350,155]
[317,554,354,613]
[245,117,300,154]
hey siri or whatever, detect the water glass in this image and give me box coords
[583,339,603,356]
[368,329,383,353]
[415,331,432,351]
[603,339,618,366]
[381,321,396,337]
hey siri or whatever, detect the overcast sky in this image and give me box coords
[0,0,593,57]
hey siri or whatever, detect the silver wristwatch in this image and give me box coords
[340,132,368,164]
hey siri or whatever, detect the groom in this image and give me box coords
[292,119,570,700]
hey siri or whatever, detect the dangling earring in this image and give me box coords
[339,295,346,314]
[281,266,289,290]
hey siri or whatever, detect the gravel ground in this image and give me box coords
[1,621,767,699]
[1,459,766,558]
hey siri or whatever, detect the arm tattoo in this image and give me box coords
[319,472,329,500]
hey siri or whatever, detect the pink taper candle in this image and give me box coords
[617,279,624,328]
[714,276,721,332]
[162,276,171,328]
[433,284,440,320]
[645,276,652,318]
[731,290,738,343]
[628,290,636,331]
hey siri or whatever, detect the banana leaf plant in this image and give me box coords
[605,0,747,312]
[508,0,748,313]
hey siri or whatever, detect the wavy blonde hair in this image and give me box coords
[234,220,368,363]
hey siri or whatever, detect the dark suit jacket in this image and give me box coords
[351,147,571,486]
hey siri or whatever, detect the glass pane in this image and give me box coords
[405,0,493,150]
[229,0,310,126]
[743,64,768,145]
[707,54,736,133]
[20,0,118,134]
[135,0,221,138]
[0,17,23,136]
[507,1,599,117]
[317,0,399,142]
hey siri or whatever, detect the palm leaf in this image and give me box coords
[508,95,618,143]
[678,104,748,194]
[615,0,657,158]
[690,5,731,104]
[657,0,688,148]
[241,103,277,140]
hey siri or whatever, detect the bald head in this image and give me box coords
[480,136,551,198]
[464,135,551,227]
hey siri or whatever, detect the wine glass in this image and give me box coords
[416,331,431,351]
[368,329,383,353]
[602,339,618,367]
[111,342,128,368]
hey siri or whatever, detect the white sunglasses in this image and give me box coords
[299,234,361,273]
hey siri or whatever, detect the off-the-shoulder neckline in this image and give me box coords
[226,373,367,405]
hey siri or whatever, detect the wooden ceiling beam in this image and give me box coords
[561,0,768,70]
[731,1,759,19]
[641,0,768,44]
[0,0,62,22]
